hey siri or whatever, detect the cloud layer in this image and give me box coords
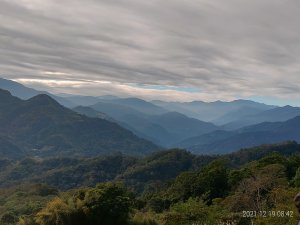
[1,0,300,103]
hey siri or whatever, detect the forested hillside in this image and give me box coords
[1,142,300,225]
[0,89,159,158]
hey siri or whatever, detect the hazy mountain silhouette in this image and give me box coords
[179,115,300,154]
[102,97,168,115]
[0,89,159,158]
[72,106,114,121]
[0,77,75,107]
[223,105,300,130]
[152,99,275,122]
[88,102,219,147]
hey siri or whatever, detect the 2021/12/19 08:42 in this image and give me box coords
[242,210,294,218]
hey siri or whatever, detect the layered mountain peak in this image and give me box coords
[282,105,294,109]
[0,88,13,98]
[0,90,159,158]
[27,94,63,107]
[0,88,22,106]
[0,78,75,107]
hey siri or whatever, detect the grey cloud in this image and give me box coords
[0,0,300,102]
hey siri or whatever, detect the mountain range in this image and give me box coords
[0,89,159,159]
[2,77,300,155]
[178,115,300,154]
[89,101,219,147]
[151,99,276,123]
[223,105,300,130]
[0,78,75,108]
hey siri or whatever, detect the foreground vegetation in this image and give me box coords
[1,142,300,225]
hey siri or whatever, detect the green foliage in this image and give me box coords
[290,167,300,187]
[130,212,158,225]
[33,182,133,225]
[255,188,299,225]
[258,152,288,167]
[285,155,300,179]
[224,141,300,167]
[17,217,38,225]
[0,149,215,192]
[0,155,137,190]
[0,184,57,225]
[1,143,300,225]
[165,198,210,224]
[161,198,234,225]
[224,164,288,212]
[167,159,229,204]
[1,211,18,224]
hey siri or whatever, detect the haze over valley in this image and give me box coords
[1,77,300,156]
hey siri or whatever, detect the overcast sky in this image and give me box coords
[1,0,300,104]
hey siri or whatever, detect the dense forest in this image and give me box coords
[1,141,300,225]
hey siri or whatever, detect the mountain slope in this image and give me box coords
[0,77,74,107]
[105,98,167,115]
[224,105,300,130]
[179,115,300,154]
[64,95,104,106]
[88,103,220,147]
[1,142,300,192]
[148,112,218,142]
[0,89,159,158]
[0,136,24,159]
[152,99,275,122]
[213,106,267,125]
[72,106,114,121]
[90,101,144,118]
[0,77,40,99]
[116,113,175,146]
[89,102,175,146]
[177,130,235,148]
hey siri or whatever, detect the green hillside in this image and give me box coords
[0,89,159,158]
[1,142,300,224]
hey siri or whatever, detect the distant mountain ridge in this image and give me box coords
[87,101,219,147]
[61,94,120,106]
[104,97,167,115]
[72,106,114,121]
[152,99,276,122]
[0,77,75,107]
[223,105,300,130]
[3,77,300,156]
[0,77,280,124]
[179,115,300,154]
[0,89,159,159]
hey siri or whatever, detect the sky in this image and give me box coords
[0,0,300,104]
